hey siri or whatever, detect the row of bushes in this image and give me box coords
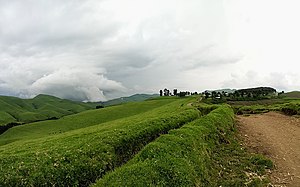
[94,105,236,186]
[233,102,300,116]
[0,99,176,147]
[234,105,270,115]
[0,100,199,187]
[280,103,300,115]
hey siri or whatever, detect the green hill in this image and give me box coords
[282,91,300,98]
[0,94,94,126]
[0,97,197,186]
[96,94,159,106]
[0,98,176,146]
[0,96,271,187]
[0,93,159,127]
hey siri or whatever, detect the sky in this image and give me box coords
[0,0,300,101]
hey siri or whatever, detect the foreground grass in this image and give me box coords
[95,105,272,186]
[0,99,176,146]
[0,98,199,186]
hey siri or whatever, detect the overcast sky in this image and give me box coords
[0,0,300,101]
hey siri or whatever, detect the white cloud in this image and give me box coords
[0,0,300,101]
[222,71,300,92]
[30,68,126,101]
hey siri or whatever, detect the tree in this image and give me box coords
[212,91,217,98]
[173,89,178,96]
[204,91,210,99]
[159,90,163,96]
[96,105,104,109]
[179,91,187,97]
[278,91,285,96]
[163,88,170,96]
[233,91,240,98]
[247,92,251,98]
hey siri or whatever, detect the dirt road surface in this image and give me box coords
[238,112,300,187]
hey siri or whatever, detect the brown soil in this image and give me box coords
[237,112,300,187]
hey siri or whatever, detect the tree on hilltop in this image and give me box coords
[173,89,178,96]
[179,91,187,97]
[163,88,170,96]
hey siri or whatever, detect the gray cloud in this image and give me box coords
[0,0,242,101]
[0,0,126,101]
[1,0,297,101]
[182,45,242,70]
[102,45,156,73]
[221,71,262,89]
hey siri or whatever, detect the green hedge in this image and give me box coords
[234,103,300,116]
[0,100,199,187]
[94,105,235,186]
[234,105,270,115]
[0,99,177,146]
[281,103,300,115]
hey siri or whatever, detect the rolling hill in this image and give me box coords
[0,94,94,126]
[0,98,176,146]
[0,96,271,187]
[0,97,196,186]
[282,91,300,98]
[0,93,160,127]
[96,94,159,106]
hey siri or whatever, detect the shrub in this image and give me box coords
[281,103,300,115]
[94,105,235,186]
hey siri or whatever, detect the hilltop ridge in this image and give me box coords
[0,94,94,126]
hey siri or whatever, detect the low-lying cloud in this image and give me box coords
[0,66,126,101]
[30,68,126,101]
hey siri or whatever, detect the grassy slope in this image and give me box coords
[0,99,176,146]
[98,94,159,106]
[282,91,300,99]
[0,97,199,186]
[0,94,94,126]
[95,105,272,187]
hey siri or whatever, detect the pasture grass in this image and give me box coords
[95,105,272,187]
[0,97,199,186]
[0,99,177,146]
[282,91,300,99]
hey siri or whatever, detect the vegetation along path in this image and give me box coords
[238,112,300,187]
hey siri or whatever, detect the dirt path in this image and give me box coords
[237,112,300,187]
